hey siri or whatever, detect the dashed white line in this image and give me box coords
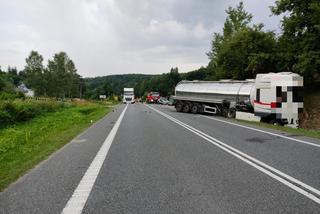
[61,105,128,214]
[200,115,320,148]
[146,104,320,205]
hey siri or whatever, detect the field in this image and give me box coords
[0,99,114,191]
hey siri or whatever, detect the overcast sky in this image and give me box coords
[0,0,281,77]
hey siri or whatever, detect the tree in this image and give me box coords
[207,1,253,60]
[184,66,212,81]
[216,27,277,79]
[24,51,45,96]
[271,0,320,82]
[47,52,81,98]
[0,68,6,91]
[223,1,253,39]
[7,66,21,86]
[207,1,277,80]
[101,81,113,97]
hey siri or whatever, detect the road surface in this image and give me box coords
[1,103,320,213]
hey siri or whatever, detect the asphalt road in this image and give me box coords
[1,103,320,213]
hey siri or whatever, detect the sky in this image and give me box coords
[0,0,282,77]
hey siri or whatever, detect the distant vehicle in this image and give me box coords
[168,96,175,106]
[123,88,135,104]
[17,83,34,97]
[158,97,169,105]
[172,72,303,128]
[146,92,160,103]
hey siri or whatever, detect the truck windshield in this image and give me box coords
[151,92,159,96]
[124,92,133,95]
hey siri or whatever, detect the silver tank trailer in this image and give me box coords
[174,80,255,106]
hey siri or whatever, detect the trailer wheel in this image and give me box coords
[182,102,191,113]
[191,103,199,114]
[175,101,183,112]
[227,108,236,118]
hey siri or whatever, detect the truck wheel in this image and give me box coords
[191,103,199,114]
[176,102,183,112]
[227,108,236,118]
[182,102,191,113]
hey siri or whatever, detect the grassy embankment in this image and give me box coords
[0,99,115,191]
[236,120,320,139]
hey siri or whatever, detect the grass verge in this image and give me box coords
[236,119,320,140]
[0,102,112,191]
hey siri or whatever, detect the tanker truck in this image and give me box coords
[172,72,303,127]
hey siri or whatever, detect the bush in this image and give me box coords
[0,99,66,127]
[0,92,25,100]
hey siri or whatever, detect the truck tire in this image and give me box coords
[175,101,183,112]
[182,102,191,113]
[191,103,199,114]
[227,108,236,118]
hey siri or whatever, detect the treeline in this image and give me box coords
[84,74,153,99]
[0,51,83,98]
[83,67,212,98]
[206,0,320,83]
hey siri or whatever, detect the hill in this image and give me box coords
[84,74,156,98]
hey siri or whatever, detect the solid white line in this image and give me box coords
[61,105,128,214]
[146,104,320,204]
[200,115,320,148]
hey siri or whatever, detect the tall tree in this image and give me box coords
[271,0,320,82]
[7,66,21,86]
[216,26,277,79]
[223,1,253,39]
[207,1,277,80]
[47,52,81,98]
[0,67,6,91]
[24,51,45,96]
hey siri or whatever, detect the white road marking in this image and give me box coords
[61,105,128,214]
[200,115,320,148]
[146,104,320,204]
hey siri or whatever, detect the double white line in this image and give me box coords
[146,104,320,205]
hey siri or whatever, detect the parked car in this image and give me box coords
[158,97,169,105]
[168,96,175,106]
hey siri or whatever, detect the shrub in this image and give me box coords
[0,99,66,127]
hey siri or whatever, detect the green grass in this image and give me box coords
[236,119,320,140]
[0,99,67,127]
[0,102,112,191]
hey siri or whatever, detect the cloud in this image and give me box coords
[0,0,281,77]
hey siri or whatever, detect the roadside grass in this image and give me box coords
[0,102,113,191]
[236,119,320,140]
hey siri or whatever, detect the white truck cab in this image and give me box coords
[123,88,135,104]
[253,72,303,127]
